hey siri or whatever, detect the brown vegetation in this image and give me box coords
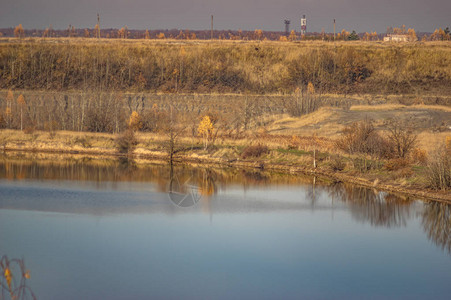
[0,40,450,94]
[336,119,392,158]
[426,140,451,190]
[241,144,270,159]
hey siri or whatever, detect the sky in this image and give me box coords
[1,0,450,33]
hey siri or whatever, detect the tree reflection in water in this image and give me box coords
[325,183,413,228]
[422,202,451,254]
[2,154,450,244]
[167,165,201,208]
[117,157,137,175]
[0,255,36,300]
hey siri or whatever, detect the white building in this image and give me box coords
[383,34,409,42]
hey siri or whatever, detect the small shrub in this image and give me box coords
[288,135,301,150]
[396,167,414,178]
[411,148,428,165]
[23,126,35,135]
[241,144,269,159]
[329,155,346,171]
[48,131,57,140]
[336,119,392,159]
[385,158,410,171]
[116,129,138,155]
[75,136,92,148]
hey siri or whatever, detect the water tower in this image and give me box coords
[301,15,307,35]
[284,20,290,36]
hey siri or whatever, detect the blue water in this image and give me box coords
[0,161,450,299]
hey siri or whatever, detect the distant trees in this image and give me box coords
[348,30,359,40]
[254,29,263,40]
[67,25,75,37]
[362,32,378,41]
[430,28,450,41]
[42,27,51,38]
[118,27,127,39]
[407,28,417,42]
[393,25,407,34]
[94,24,100,38]
[339,29,350,40]
[14,24,24,38]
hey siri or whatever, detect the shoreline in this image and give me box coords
[3,146,450,204]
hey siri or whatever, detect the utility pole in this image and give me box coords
[333,19,336,42]
[211,15,213,40]
[97,13,100,39]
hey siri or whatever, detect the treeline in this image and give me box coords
[1,27,308,41]
[0,91,330,134]
[0,41,450,94]
[3,26,449,41]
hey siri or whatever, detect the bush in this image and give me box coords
[23,126,35,134]
[386,119,417,158]
[426,145,451,190]
[288,135,301,150]
[411,148,428,165]
[74,136,92,148]
[336,119,392,158]
[116,130,138,155]
[329,155,346,171]
[241,144,269,159]
[384,158,410,171]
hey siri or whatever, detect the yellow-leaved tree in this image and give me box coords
[198,116,214,150]
[14,24,24,38]
[307,82,315,94]
[254,29,263,40]
[128,111,142,131]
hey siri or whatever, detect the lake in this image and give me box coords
[0,154,450,299]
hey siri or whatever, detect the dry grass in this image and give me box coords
[350,104,408,111]
[416,132,451,154]
[1,38,451,94]
[351,104,451,112]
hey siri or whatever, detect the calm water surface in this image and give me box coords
[0,156,450,299]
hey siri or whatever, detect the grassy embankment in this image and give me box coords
[0,39,450,201]
[1,38,451,95]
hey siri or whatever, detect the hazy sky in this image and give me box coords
[1,0,449,33]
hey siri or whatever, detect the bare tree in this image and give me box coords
[161,105,185,165]
[386,119,417,158]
